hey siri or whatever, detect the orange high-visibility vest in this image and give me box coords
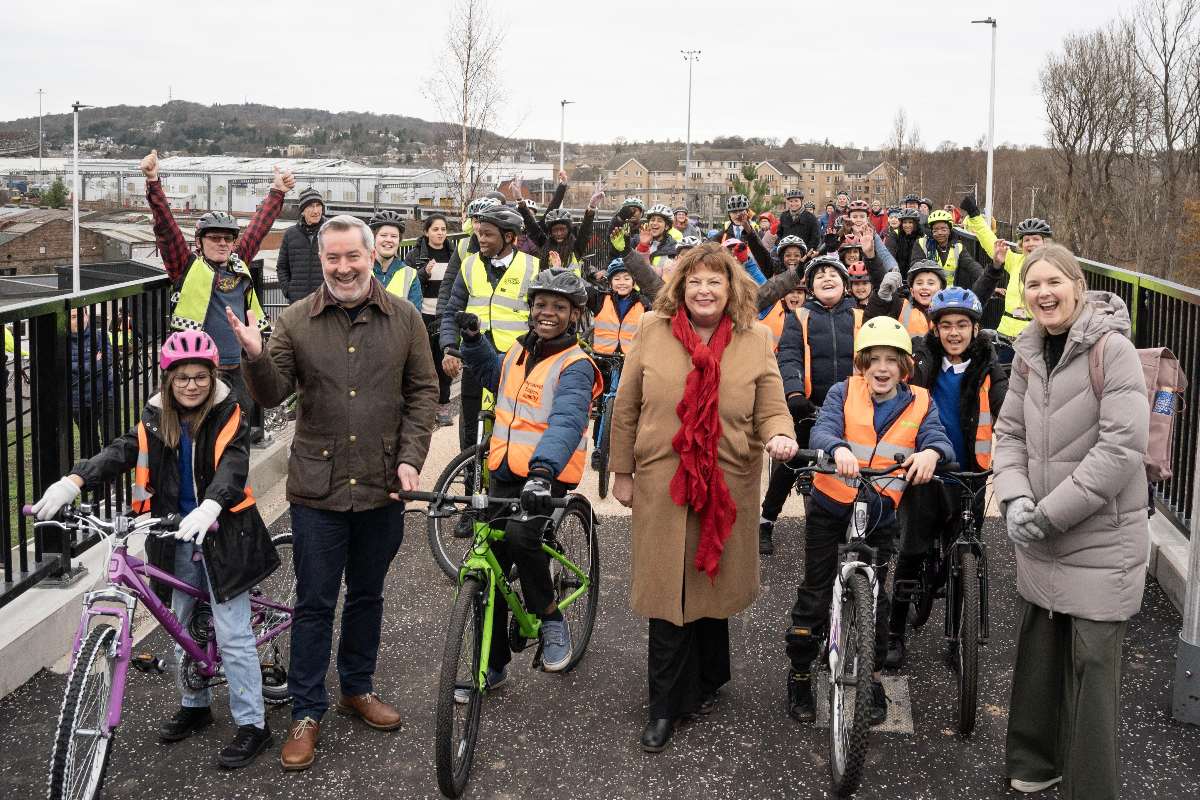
[131,406,255,515]
[489,342,602,485]
[898,300,932,336]
[592,295,646,355]
[760,301,787,353]
[793,306,864,396]
[974,375,993,469]
[811,376,932,509]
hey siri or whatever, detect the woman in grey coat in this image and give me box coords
[993,243,1149,799]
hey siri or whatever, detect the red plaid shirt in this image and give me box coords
[146,179,284,282]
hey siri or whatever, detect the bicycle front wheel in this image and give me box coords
[955,550,980,736]
[48,624,118,800]
[596,397,615,499]
[549,497,600,671]
[828,572,874,798]
[435,576,486,799]
[428,445,486,581]
[255,533,295,704]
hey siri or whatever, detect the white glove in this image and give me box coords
[175,499,222,546]
[32,477,81,521]
[878,270,903,302]
[1004,497,1040,546]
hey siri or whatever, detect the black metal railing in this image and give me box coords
[1,274,172,607]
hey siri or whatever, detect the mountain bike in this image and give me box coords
[791,450,908,798]
[29,503,295,800]
[892,466,993,735]
[397,486,599,799]
[583,347,624,499]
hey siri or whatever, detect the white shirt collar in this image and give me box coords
[491,250,515,268]
[942,356,970,374]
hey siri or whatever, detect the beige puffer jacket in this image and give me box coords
[993,291,1150,622]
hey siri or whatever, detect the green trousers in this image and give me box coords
[1005,597,1127,800]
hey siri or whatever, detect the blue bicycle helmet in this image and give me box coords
[606,257,628,276]
[928,286,983,322]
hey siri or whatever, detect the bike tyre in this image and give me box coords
[908,554,937,629]
[48,624,118,800]
[597,397,615,499]
[828,572,874,798]
[550,496,600,671]
[434,576,486,798]
[255,532,295,704]
[956,551,980,736]
[428,445,486,581]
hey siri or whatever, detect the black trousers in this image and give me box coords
[647,617,731,720]
[786,503,895,672]
[760,417,815,522]
[485,476,563,670]
[458,367,483,452]
[423,314,452,405]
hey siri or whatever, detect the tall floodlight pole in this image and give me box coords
[37,89,45,175]
[972,17,997,222]
[71,101,93,295]
[682,50,701,193]
[559,99,574,173]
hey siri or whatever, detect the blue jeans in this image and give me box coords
[288,503,405,721]
[171,542,265,727]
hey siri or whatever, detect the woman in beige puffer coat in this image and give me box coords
[993,243,1149,800]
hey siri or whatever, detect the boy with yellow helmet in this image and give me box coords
[910,209,983,289]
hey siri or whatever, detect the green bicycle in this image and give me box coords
[427,402,494,580]
[397,486,600,799]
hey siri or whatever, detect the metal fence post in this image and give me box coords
[1171,462,1200,725]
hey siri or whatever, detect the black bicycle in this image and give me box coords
[893,466,992,735]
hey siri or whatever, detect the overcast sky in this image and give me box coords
[2,0,1133,151]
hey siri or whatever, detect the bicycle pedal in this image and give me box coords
[131,652,166,675]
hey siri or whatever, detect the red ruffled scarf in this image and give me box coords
[668,309,737,579]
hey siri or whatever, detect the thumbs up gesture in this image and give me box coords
[140,150,159,181]
[272,165,295,194]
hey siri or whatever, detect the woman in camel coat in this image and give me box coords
[609,242,797,753]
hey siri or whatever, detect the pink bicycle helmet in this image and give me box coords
[160,330,220,370]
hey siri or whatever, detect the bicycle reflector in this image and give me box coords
[853,504,869,536]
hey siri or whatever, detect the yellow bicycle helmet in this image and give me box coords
[926,209,955,227]
[854,317,913,355]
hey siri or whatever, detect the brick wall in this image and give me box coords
[0,219,111,274]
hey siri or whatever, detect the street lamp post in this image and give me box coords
[681,50,701,199]
[972,17,997,223]
[37,89,44,176]
[71,101,93,295]
[559,99,574,174]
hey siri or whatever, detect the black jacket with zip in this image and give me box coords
[776,296,861,418]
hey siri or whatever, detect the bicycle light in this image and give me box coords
[853,504,869,536]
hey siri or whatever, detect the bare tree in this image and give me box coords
[424,0,508,214]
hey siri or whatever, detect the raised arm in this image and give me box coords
[141,150,191,282]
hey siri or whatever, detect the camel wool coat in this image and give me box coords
[609,312,794,625]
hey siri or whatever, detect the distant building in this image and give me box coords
[603,152,686,207]
[0,209,111,274]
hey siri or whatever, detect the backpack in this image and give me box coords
[1016,332,1187,482]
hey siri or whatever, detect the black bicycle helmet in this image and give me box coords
[804,254,850,289]
[726,194,750,213]
[473,206,524,234]
[544,208,573,229]
[195,211,239,236]
[908,259,948,288]
[777,235,808,255]
[368,209,405,231]
[897,208,921,222]
[785,188,805,199]
[1016,217,1053,238]
[902,193,920,204]
[526,267,589,308]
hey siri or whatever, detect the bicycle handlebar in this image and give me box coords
[22,504,219,535]
[791,449,908,478]
[392,489,572,510]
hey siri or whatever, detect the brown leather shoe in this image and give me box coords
[336,692,403,731]
[280,717,319,771]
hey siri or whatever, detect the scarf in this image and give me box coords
[668,308,737,579]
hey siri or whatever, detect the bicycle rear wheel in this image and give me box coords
[907,551,937,629]
[48,624,118,800]
[549,497,600,671]
[596,397,614,499]
[828,572,874,798]
[428,445,486,580]
[435,576,486,798]
[254,532,295,704]
[955,551,980,736]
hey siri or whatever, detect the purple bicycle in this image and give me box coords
[27,503,295,800]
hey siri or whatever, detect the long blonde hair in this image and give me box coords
[159,363,217,450]
[1020,243,1089,330]
[651,243,759,331]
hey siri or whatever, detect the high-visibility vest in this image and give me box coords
[811,376,932,509]
[488,341,602,485]
[131,406,255,515]
[170,255,269,335]
[962,214,1030,338]
[759,301,787,353]
[456,234,473,262]
[381,264,418,301]
[918,237,963,286]
[462,250,540,353]
[898,300,931,336]
[792,306,864,397]
[592,295,646,355]
[974,375,993,469]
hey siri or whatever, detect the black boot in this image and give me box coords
[218,722,273,769]
[788,671,816,723]
[884,634,906,670]
[868,680,888,726]
[640,718,673,752]
[158,706,214,742]
[759,522,775,555]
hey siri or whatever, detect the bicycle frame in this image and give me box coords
[940,478,991,643]
[827,496,880,678]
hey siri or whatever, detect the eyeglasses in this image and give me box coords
[172,373,212,388]
[205,233,236,244]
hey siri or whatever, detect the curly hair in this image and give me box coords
[651,242,759,331]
